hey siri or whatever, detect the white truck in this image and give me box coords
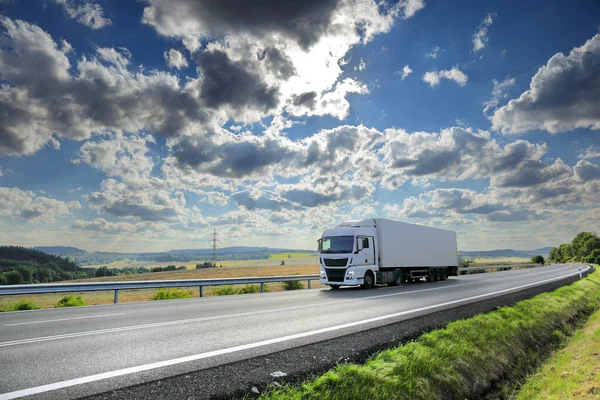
[318,218,458,289]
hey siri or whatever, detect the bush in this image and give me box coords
[211,285,238,296]
[282,280,304,290]
[0,299,40,312]
[56,295,86,308]
[531,255,545,264]
[237,284,261,294]
[151,287,193,300]
[5,270,23,285]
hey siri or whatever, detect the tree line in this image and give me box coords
[548,232,600,264]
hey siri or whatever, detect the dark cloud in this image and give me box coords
[486,209,533,222]
[142,0,341,49]
[87,192,179,221]
[393,149,461,175]
[199,50,279,112]
[171,136,298,179]
[494,159,571,188]
[281,189,339,207]
[492,141,537,172]
[261,47,296,80]
[574,160,600,181]
[232,190,296,211]
[492,34,600,134]
[292,91,317,109]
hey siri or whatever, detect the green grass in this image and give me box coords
[260,269,600,400]
[0,298,40,312]
[516,294,600,399]
[151,288,193,300]
[56,295,86,308]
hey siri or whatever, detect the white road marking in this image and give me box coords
[4,313,126,327]
[0,265,589,400]
[0,265,579,348]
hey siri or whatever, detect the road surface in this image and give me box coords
[0,263,589,399]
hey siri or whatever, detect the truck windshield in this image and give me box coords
[320,236,354,254]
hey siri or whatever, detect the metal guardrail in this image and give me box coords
[458,263,541,274]
[0,263,543,303]
[0,275,320,303]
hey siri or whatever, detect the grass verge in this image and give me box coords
[515,294,600,399]
[0,298,40,312]
[260,268,600,400]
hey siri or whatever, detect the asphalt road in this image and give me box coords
[0,263,589,400]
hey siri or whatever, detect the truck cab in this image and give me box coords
[318,220,379,289]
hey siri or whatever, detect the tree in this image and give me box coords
[581,236,600,259]
[572,232,597,260]
[531,255,544,264]
[559,243,573,261]
[548,247,561,262]
[5,270,23,285]
[585,249,600,265]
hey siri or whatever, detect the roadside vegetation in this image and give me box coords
[516,298,600,399]
[56,295,86,307]
[0,298,40,312]
[151,288,193,300]
[549,231,600,264]
[260,269,600,400]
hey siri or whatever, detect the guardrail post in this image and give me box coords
[307,279,311,289]
[199,286,204,297]
[114,289,119,304]
[260,283,265,293]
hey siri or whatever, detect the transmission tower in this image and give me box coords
[208,229,220,263]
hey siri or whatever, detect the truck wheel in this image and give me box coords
[388,269,402,286]
[329,285,341,290]
[441,268,448,280]
[426,268,435,282]
[362,271,375,289]
[435,268,442,281]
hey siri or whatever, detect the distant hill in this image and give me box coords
[0,246,93,284]
[33,246,86,254]
[459,247,553,258]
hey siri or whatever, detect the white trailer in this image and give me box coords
[318,218,458,289]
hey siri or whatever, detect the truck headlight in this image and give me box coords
[346,270,355,279]
[320,269,326,279]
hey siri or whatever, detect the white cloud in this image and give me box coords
[492,33,600,134]
[483,77,516,116]
[579,146,600,160]
[55,0,112,29]
[422,67,468,87]
[425,46,441,59]
[399,0,425,19]
[164,48,189,69]
[472,13,495,52]
[399,65,413,79]
[354,58,367,71]
[0,187,79,223]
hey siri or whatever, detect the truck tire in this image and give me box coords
[362,271,375,289]
[426,267,435,282]
[388,269,402,286]
[441,268,448,280]
[329,285,341,290]
[435,268,442,281]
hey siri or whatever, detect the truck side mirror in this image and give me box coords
[356,239,363,253]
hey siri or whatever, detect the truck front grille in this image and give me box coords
[323,258,348,267]
[325,268,347,282]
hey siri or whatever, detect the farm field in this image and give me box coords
[86,252,317,270]
[0,263,322,309]
[468,256,533,265]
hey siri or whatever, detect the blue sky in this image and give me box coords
[0,0,599,252]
